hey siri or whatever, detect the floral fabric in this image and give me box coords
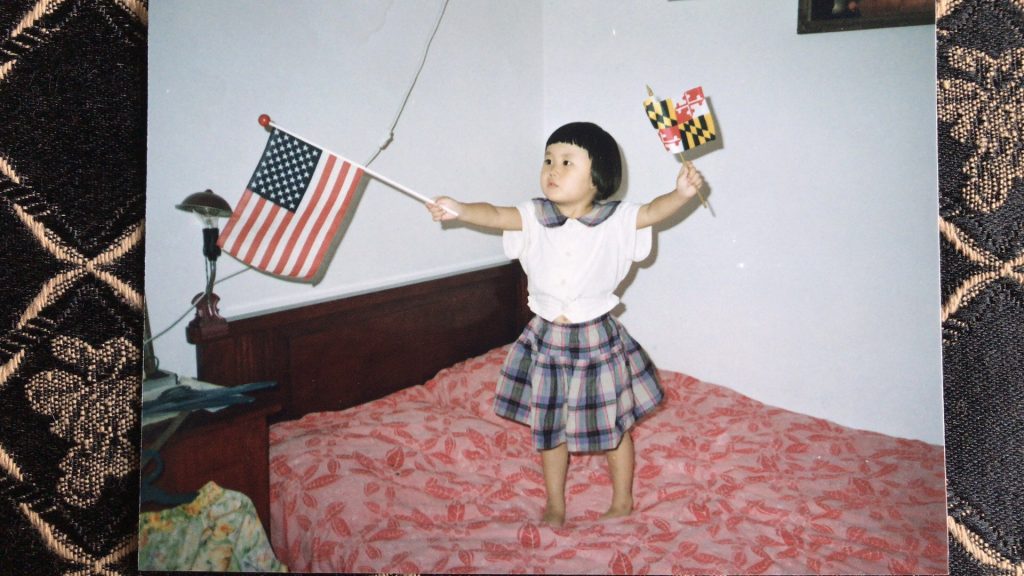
[138,481,286,572]
[269,345,947,574]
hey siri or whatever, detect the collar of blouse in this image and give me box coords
[532,198,620,228]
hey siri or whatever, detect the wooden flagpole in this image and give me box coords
[257,114,459,217]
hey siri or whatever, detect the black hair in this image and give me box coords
[546,122,622,201]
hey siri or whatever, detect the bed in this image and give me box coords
[193,263,948,574]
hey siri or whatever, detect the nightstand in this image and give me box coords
[141,394,281,535]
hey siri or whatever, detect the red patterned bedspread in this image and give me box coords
[268,345,947,574]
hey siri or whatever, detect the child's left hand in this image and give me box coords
[675,161,704,199]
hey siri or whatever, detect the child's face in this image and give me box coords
[541,142,598,215]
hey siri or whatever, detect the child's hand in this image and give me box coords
[428,196,461,221]
[675,161,705,199]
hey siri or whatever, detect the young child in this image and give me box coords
[427,122,705,527]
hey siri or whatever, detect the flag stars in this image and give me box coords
[248,130,323,211]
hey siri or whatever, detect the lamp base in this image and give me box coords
[185,291,229,343]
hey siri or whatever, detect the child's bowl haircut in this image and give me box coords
[546,122,623,201]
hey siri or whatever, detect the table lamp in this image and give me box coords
[176,189,233,343]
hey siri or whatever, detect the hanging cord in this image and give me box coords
[145,0,450,348]
[365,0,450,167]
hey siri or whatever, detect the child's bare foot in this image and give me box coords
[542,504,566,527]
[603,432,635,521]
[540,444,569,528]
[600,498,633,520]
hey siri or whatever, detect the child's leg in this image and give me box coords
[601,430,634,519]
[540,443,569,527]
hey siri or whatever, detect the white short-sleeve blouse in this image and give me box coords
[503,199,653,323]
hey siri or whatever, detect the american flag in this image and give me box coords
[218,128,364,280]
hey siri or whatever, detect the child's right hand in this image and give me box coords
[675,161,704,199]
[428,196,461,221]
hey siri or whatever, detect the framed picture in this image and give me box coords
[797,0,935,34]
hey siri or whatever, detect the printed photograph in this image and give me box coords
[799,0,936,33]
[140,1,945,573]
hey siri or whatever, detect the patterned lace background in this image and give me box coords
[0,0,1021,574]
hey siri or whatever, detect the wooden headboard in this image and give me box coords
[191,263,529,422]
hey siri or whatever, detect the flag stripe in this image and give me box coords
[219,188,255,254]
[259,150,331,275]
[251,204,289,268]
[225,196,260,257]
[256,208,294,272]
[273,153,336,276]
[265,206,302,275]
[286,156,345,277]
[304,167,363,279]
[229,196,268,258]
[292,160,357,278]
[242,201,282,264]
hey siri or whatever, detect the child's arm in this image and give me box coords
[428,196,523,231]
[636,161,705,229]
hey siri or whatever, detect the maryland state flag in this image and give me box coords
[644,86,716,154]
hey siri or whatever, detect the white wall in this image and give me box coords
[146,1,542,364]
[147,1,942,444]
[542,0,941,444]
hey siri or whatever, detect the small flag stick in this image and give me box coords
[644,85,709,211]
[257,114,458,217]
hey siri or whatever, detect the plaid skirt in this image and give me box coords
[494,313,663,453]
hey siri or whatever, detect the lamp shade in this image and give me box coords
[175,189,232,220]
